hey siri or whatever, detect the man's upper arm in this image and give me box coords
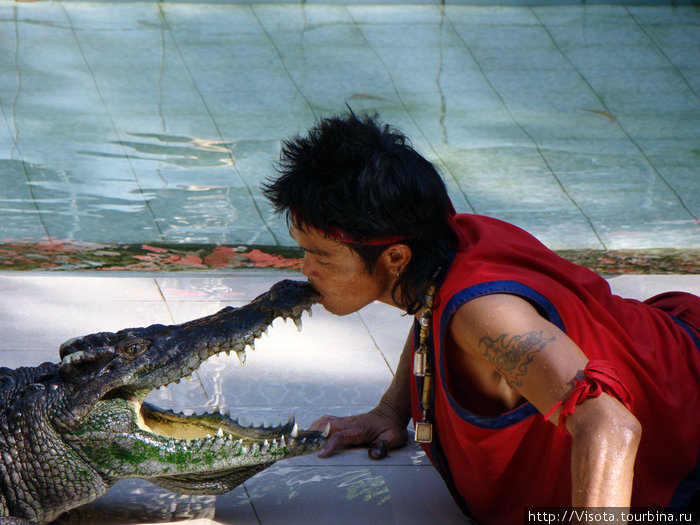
[449,293,589,418]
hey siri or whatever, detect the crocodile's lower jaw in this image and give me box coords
[134,400,295,442]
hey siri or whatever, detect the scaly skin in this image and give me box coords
[0,280,325,524]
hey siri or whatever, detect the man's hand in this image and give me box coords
[310,328,415,459]
[309,404,408,459]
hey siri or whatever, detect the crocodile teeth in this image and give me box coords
[292,316,302,332]
[217,428,224,437]
[236,351,246,365]
[290,422,299,439]
[321,422,331,438]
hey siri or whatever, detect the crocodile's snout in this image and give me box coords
[260,279,320,310]
[59,334,103,360]
[59,331,116,361]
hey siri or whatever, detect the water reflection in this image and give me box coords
[80,133,235,169]
[56,479,217,524]
[250,466,391,507]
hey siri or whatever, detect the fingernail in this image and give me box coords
[368,439,388,460]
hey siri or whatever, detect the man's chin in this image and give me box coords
[319,298,354,316]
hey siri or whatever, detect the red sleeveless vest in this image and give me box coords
[410,214,700,524]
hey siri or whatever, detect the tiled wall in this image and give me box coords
[58,0,699,4]
[2,3,698,252]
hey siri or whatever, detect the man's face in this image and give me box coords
[289,224,393,316]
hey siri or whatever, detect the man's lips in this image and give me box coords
[307,281,324,301]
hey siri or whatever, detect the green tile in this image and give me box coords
[0,3,697,253]
[485,209,604,250]
[348,5,444,24]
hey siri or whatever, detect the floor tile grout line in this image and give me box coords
[156,7,169,136]
[625,6,700,104]
[356,311,398,377]
[156,4,279,247]
[251,4,318,124]
[7,4,22,163]
[242,484,263,525]
[3,5,52,242]
[58,1,167,242]
[154,276,214,400]
[154,276,176,324]
[531,6,699,225]
[436,6,449,146]
[346,5,478,215]
[444,10,607,249]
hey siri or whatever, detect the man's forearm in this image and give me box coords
[567,394,641,511]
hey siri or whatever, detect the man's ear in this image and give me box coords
[382,243,412,276]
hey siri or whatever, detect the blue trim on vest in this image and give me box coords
[671,315,700,354]
[437,280,566,429]
[413,320,476,520]
[668,315,700,509]
[669,449,700,509]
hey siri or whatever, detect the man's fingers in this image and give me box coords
[317,422,375,458]
[368,439,389,459]
[310,413,408,459]
[368,427,409,460]
[308,415,337,433]
[317,432,345,458]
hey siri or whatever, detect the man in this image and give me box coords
[263,112,700,524]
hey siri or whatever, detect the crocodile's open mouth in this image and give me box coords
[134,399,314,447]
[94,301,324,445]
[126,300,322,446]
[59,281,327,493]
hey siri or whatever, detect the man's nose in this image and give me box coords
[300,255,311,277]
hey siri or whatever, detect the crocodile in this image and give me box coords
[0,279,326,524]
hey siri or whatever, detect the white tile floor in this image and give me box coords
[1,271,698,524]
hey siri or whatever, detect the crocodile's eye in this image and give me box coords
[117,339,150,359]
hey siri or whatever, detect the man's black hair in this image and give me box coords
[263,112,455,314]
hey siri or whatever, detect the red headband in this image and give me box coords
[290,210,414,246]
[326,226,415,246]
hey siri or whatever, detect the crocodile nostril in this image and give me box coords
[59,337,84,359]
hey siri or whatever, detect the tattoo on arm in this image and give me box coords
[479,331,555,387]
